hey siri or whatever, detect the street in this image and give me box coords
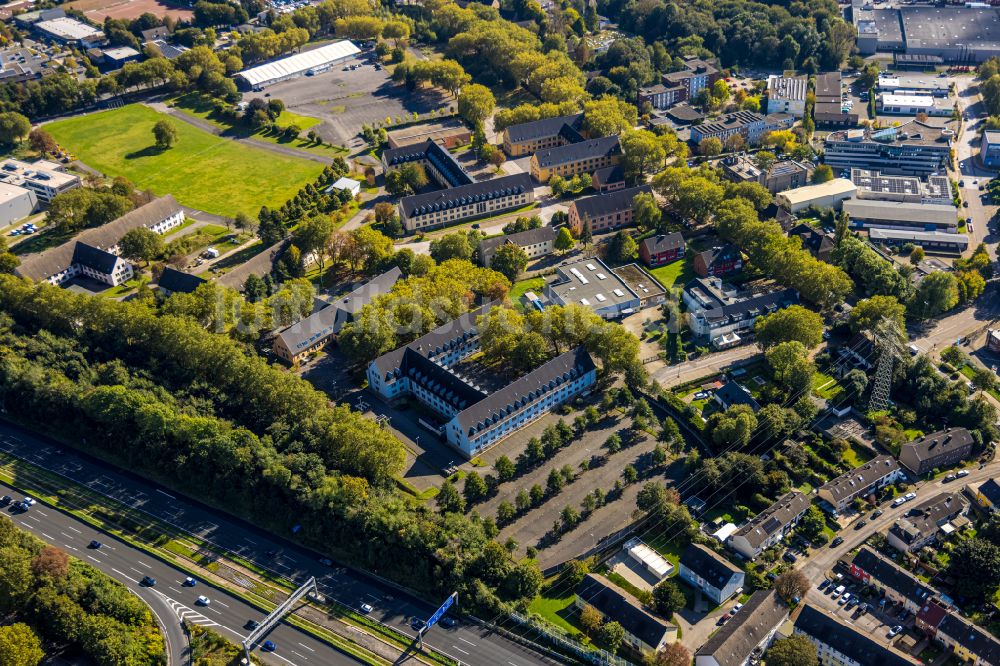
[0,423,557,666]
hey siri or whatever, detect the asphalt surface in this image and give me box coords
[0,423,556,666]
[0,476,354,666]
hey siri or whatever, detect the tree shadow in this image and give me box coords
[125,145,169,160]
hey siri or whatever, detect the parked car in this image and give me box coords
[855,519,868,530]
[872,509,883,518]
[888,625,903,637]
[819,579,831,590]
[838,592,851,605]
[831,536,844,547]
[945,473,956,481]
[905,492,916,501]
[832,585,846,599]
[958,470,970,478]
[783,551,798,563]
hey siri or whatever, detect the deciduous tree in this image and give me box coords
[152,119,178,149]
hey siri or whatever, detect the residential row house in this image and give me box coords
[817,455,903,514]
[678,544,744,605]
[898,427,975,477]
[917,599,1000,666]
[728,491,812,560]
[638,232,685,268]
[887,492,968,554]
[849,547,937,615]
[575,574,677,656]
[794,604,920,666]
[694,591,789,666]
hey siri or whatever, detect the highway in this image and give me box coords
[0,423,556,666]
[0,476,357,666]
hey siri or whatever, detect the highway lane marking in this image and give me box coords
[291,651,309,661]
[40,532,54,540]
[137,561,152,568]
[268,651,302,666]
[508,661,520,666]
[86,555,101,564]
[215,600,229,608]
[458,637,475,646]
[365,593,379,601]
[155,489,176,499]
[297,643,315,652]
[65,545,77,551]
[60,531,75,539]
[244,538,257,544]
[169,587,182,595]
[112,568,139,584]
[451,646,469,655]
[65,526,81,533]
[205,607,223,616]
[25,515,40,523]
[34,509,47,516]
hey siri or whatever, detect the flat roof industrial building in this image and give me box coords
[843,198,958,232]
[236,40,360,89]
[861,6,1000,63]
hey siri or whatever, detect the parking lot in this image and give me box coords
[244,55,452,148]
[809,570,920,653]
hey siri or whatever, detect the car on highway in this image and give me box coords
[0,495,10,506]
[319,558,333,566]
[244,620,259,630]
[262,640,276,652]
[140,576,156,587]
[88,540,102,549]
[831,536,844,547]
[21,497,35,507]
[196,596,210,606]
[410,618,426,632]
[360,603,373,614]
[888,625,903,637]
[184,577,197,586]
[439,616,456,628]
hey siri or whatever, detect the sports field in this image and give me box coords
[46,105,325,217]
[66,0,192,22]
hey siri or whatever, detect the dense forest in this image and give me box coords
[0,516,165,666]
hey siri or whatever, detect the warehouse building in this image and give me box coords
[857,6,1000,63]
[877,74,951,97]
[766,75,808,117]
[0,182,35,227]
[775,178,857,213]
[851,169,952,205]
[842,198,959,232]
[877,94,953,117]
[33,16,105,48]
[870,228,968,255]
[236,40,360,89]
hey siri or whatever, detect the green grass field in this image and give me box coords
[510,277,544,304]
[648,258,693,291]
[528,590,583,638]
[47,105,325,217]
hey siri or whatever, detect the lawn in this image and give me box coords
[46,104,325,217]
[842,441,873,468]
[510,277,545,304]
[529,590,583,638]
[648,258,693,291]
[812,371,843,400]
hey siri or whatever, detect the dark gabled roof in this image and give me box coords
[695,591,788,666]
[400,348,487,411]
[938,611,1000,664]
[399,174,533,217]
[276,267,402,353]
[714,381,761,411]
[680,543,742,587]
[641,232,684,255]
[592,164,625,186]
[576,575,674,649]
[789,223,836,256]
[978,479,1000,507]
[140,26,170,42]
[371,304,494,379]
[666,104,705,123]
[699,289,799,328]
[733,491,811,549]
[571,185,652,220]
[16,195,182,281]
[72,242,120,275]
[888,492,967,546]
[478,226,557,259]
[851,547,937,607]
[382,139,473,188]
[795,604,918,666]
[695,244,740,268]
[455,346,596,435]
[901,427,975,464]
[818,455,901,504]
[158,267,205,294]
[532,135,621,169]
[504,113,584,144]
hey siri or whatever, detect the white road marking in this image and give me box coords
[155,489,176,499]
[86,555,101,564]
[40,532,54,540]
[508,661,520,666]
[59,531,75,539]
[206,607,223,616]
[244,538,257,544]
[458,637,475,646]
[297,643,315,652]
[26,515,40,522]
[365,593,379,601]
[270,652,301,666]
[291,651,309,661]
[34,509,47,516]
[112,568,138,584]
[170,587,182,595]
[65,526,81,533]
[452,646,469,655]
[65,545,77,552]
[138,561,152,568]
[130,567,143,574]
[216,600,229,608]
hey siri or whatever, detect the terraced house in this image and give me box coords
[397,174,535,232]
[366,305,597,457]
[728,491,811,560]
[530,135,621,182]
[817,455,903,514]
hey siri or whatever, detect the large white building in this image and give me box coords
[236,40,360,89]
[366,306,597,457]
[0,182,36,227]
[0,158,80,203]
